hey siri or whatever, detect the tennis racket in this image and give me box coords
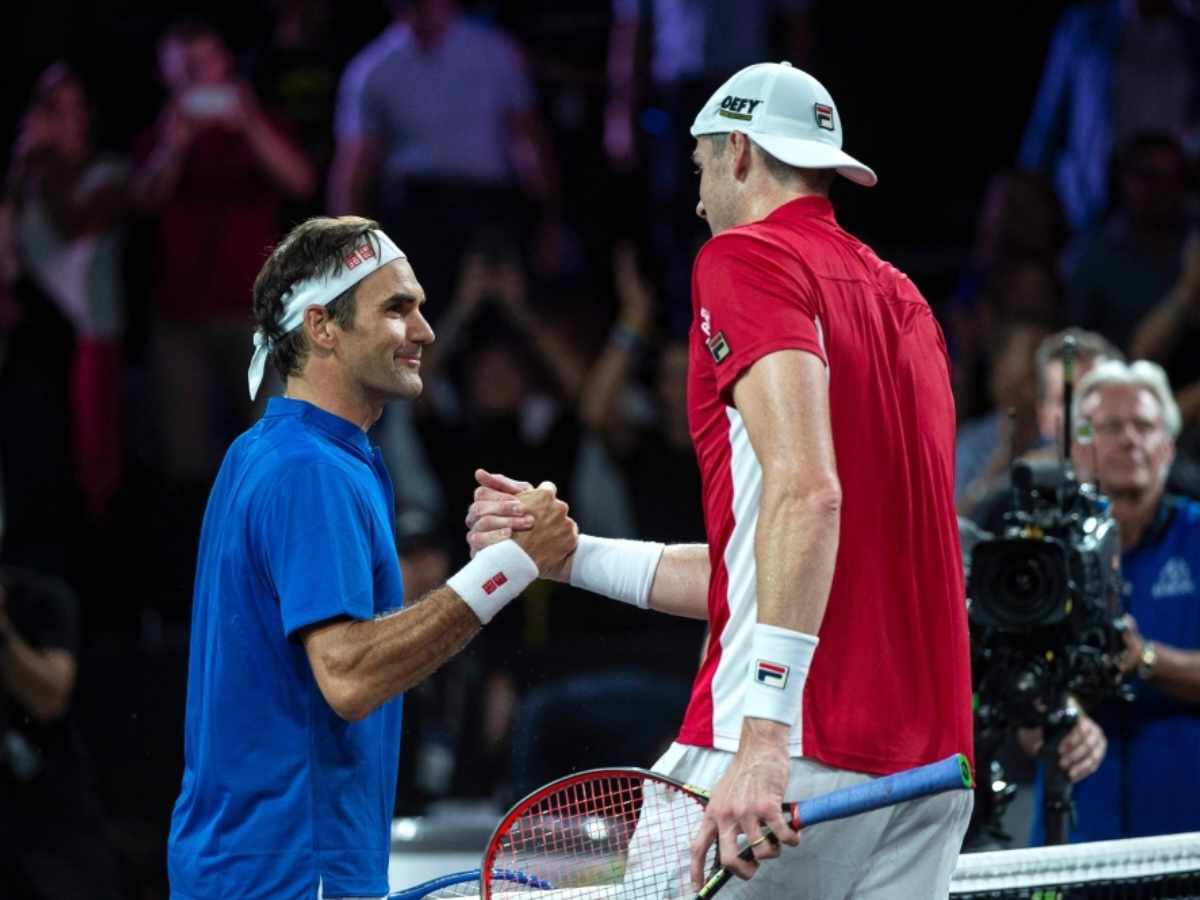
[391,753,972,899]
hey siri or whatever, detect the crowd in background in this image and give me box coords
[1,0,1198,895]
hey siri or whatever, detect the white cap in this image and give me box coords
[690,61,877,187]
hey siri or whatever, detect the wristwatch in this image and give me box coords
[1137,640,1158,681]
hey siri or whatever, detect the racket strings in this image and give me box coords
[489,773,713,898]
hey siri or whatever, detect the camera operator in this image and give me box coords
[1026,359,1200,843]
[0,568,118,897]
[963,329,1118,842]
[968,327,1123,533]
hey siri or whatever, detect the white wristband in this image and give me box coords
[743,623,819,727]
[568,534,665,609]
[447,540,539,624]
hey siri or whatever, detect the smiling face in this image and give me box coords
[334,258,434,403]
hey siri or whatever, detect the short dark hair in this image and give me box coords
[1034,327,1123,401]
[251,216,382,381]
[707,133,836,194]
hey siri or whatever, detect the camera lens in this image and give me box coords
[968,538,1070,630]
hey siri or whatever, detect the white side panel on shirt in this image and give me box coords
[711,407,803,753]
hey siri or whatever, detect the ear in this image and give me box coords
[730,131,754,181]
[303,305,337,351]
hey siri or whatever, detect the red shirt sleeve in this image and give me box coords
[692,230,826,402]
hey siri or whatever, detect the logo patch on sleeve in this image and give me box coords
[706,330,731,364]
[814,103,835,131]
[756,660,790,689]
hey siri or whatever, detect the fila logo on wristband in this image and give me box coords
[482,572,508,595]
[756,660,790,689]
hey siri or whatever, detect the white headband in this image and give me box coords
[248,230,406,399]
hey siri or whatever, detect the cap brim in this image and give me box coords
[751,133,877,187]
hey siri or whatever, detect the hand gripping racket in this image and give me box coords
[391,753,971,899]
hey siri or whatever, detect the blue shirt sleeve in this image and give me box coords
[261,464,378,637]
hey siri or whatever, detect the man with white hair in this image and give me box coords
[1029,358,1200,843]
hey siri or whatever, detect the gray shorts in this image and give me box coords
[650,742,973,900]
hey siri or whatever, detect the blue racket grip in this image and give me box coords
[793,753,973,829]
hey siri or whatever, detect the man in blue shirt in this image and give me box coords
[167,216,578,900]
[1031,358,1200,843]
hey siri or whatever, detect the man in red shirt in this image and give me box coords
[468,61,973,897]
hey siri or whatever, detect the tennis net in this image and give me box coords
[394,832,1200,899]
[950,832,1200,898]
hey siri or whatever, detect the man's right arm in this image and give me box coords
[300,587,481,721]
[302,484,575,721]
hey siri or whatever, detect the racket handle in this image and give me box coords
[693,754,971,899]
[795,753,972,828]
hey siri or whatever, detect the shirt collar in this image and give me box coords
[762,194,838,227]
[1129,493,1182,553]
[265,397,373,457]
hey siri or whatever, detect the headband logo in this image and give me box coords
[344,242,377,269]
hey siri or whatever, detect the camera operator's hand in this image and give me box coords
[1057,714,1106,782]
[1118,613,1146,675]
[1017,713,1107,783]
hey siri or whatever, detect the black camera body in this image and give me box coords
[964,458,1128,845]
[969,459,1126,725]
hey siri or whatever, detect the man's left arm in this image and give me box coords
[690,348,840,886]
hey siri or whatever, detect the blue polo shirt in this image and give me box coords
[1032,495,1200,843]
[169,398,405,899]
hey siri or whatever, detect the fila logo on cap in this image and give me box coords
[482,571,509,595]
[719,95,763,121]
[756,660,790,689]
[814,103,835,131]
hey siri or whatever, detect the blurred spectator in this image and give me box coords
[1066,132,1194,354]
[3,63,129,523]
[578,242,705,548]
[500,245,707,802]
[948,170,1068,420]
[605,0,814,330]
[1018,0,1200,232]
[956,317,1053,515]
[966,327,1124,534]
[248,0,343,223]
[412,244,593,803]
[0,568,119,898]
[1029,360,1200,843]
[1130,229,1200,455]
[329,0,560,306]
[132,19,314,487]
[419,240,585,544]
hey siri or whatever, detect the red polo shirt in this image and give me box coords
[679,195,974,776]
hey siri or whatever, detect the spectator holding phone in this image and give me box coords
[131,19,315,514]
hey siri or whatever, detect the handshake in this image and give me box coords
[464,468,577,582]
